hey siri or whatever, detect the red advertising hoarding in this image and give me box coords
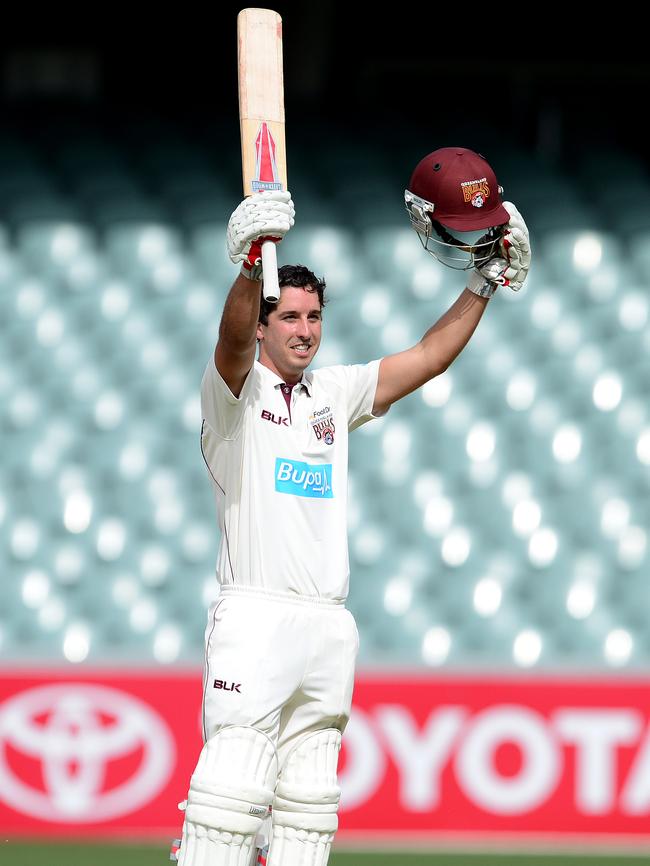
[1,669,650,846]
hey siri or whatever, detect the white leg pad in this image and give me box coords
[267,729,342,866]
[178,725,278,866]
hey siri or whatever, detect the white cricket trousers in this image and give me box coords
[201,586,359,767]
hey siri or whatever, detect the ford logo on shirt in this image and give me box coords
[275,459,333,498]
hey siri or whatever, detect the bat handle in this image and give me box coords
[261,240,280,303]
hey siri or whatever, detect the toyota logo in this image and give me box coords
[0,683,175,822]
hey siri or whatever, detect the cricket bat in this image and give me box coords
[237,7,287,303]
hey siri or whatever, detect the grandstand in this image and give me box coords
[1,119,648,674]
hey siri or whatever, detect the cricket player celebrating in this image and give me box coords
[176,147,531,866]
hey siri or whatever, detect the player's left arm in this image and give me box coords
[373,201,531,415]
[373,289,488,415]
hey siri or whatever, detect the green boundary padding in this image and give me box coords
[2,843,650,866]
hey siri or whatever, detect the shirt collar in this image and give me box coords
[255,361,312,396]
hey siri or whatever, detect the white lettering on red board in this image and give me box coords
[339,704,650,817]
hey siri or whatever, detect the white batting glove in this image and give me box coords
[498,201,531,292]
[466,256,508,298]
[466,201,531,298]
[227,190,295,279]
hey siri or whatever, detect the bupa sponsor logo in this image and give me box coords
[275,458,333,498]
[0,683,175,823]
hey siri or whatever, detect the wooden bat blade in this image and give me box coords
[238,8,287,197]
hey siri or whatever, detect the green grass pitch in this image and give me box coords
[2,843,650,866]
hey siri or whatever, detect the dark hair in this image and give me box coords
[258,264,327,326]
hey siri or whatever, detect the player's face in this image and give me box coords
[257,286,322,384]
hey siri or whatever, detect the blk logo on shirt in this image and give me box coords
[261,409,289,426]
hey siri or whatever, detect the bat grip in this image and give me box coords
[261,240,280,303]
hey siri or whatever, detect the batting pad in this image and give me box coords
[177,725,278,866]
[267,728,342,866]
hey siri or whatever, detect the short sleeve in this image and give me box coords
[200,357,256,440]
[338,359,387,431]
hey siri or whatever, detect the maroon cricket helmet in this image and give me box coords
[407,147,509,231]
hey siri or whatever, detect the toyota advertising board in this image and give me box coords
[1,670,650,846]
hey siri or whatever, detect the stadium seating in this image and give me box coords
[1,120,649,672]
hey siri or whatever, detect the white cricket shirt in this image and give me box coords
[200,357,383,601]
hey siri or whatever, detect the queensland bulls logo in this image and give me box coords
[310,406,335,445]
[461,177,490,209]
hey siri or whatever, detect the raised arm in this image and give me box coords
[374,200,531,416]
[216,190,295,396]
[373,287,489,415]
[215,272,264,398]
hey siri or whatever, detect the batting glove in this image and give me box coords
[466,201,531,298]
[227,190,295,279]
[497,201,531,291]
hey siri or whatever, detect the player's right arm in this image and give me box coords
[214,272,263,398]
[218,190,295,396]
